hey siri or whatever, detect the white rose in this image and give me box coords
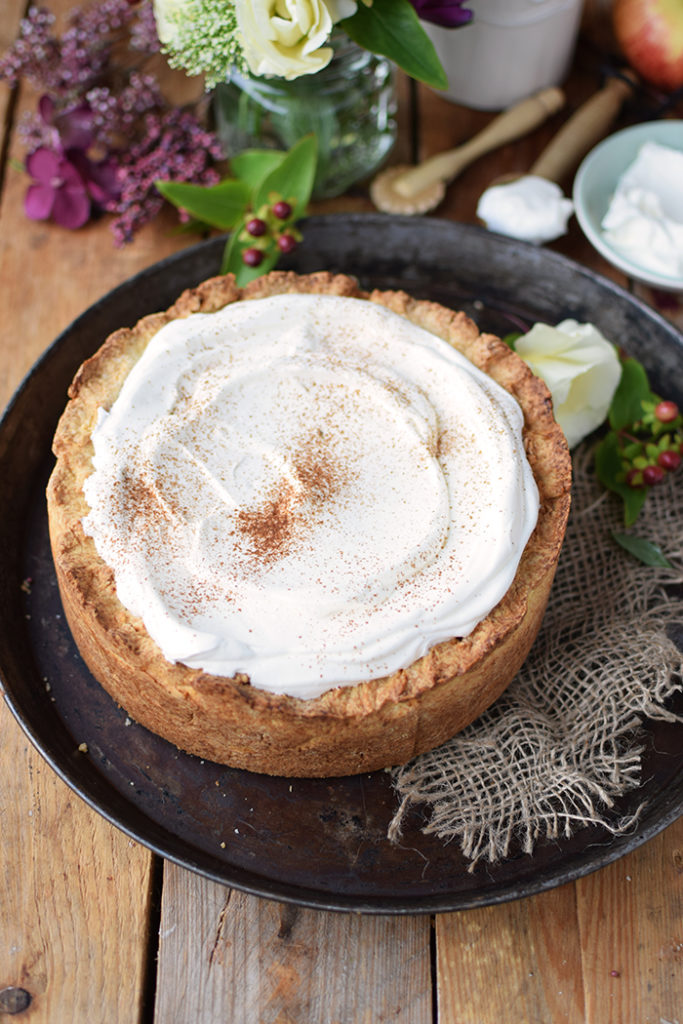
[153,0,197,47]
[235,0,358,80]
[515,320,622,448]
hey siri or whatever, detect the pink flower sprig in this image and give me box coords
[111,109,223,245]
[0,1,139,98]
[1,1,223,243]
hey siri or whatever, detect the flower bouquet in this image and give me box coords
[155,0,472,87]
[154,0,473,197]
[1,0,471,232]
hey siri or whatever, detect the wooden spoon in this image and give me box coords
[509,71,637,186]
[370,86,565,216]
[476,72,637,242]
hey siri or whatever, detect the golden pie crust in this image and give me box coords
[47,271,571,777]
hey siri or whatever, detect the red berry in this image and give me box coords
[654,400,679,423]
[625,468,643,488]
[272,200,292,220]
[242,247,264,267]
[642,464,665,486]
[245,217,267,237]
[658,449,681,472]
[277,233,297,254]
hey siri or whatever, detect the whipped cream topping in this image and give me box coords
[601,141,683,279]
[477,175,574,244]
[83,293,539,700]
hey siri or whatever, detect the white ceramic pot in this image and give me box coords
[426,0,584,110]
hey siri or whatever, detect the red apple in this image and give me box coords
[613,0,683,91]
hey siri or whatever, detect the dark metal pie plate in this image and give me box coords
[1,215,681,913]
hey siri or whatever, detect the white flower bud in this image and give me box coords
[515,320,621,448]
[235,0,357,81]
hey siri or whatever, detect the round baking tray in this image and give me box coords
[1,215,681,914]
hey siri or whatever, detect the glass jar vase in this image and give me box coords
[212,33,397,200]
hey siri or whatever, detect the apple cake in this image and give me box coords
[47,271,571,776]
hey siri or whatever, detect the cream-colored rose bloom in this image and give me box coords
[515,320,621,448]
[153,0,197,47]
[235,0,358,80]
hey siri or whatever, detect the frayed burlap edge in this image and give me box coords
[389,445,683,870]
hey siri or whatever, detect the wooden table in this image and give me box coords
[1,4,682,1021]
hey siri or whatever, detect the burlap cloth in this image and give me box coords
[389,444,683,868]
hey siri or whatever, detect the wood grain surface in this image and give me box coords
[0,2,681,1021]
[154,864,433,1024]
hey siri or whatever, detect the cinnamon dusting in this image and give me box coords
[237,485,298,564]
[292,434,339,505]
[436,430,454,458]
[118,470,169,526]
[236,433,349,567]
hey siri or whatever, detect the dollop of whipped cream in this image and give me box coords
[477,175,574,244]
[83,293,539,700]
[601,141,683,279]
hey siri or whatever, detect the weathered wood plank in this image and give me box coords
[435,882,585,1023]
[0,5,187,1019]
[0,2,28,192]
[0,0,26,80]
[0,0,26,49]
[577,818,683,1024]
[0,711,155,1023]
[154,863,433,1024]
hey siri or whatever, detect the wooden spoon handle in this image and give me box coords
[393,86,565,198]
[529,72,637,182]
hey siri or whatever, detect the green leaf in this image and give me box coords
[217,136,317,289]
[501,332,521,350]
[219,229,240,276]
[254,133,318,213]
[230,149,286,189]
[168,217,212,237]
[608,357,655,431]
[594,432,648,526]
[155,179,251,230]
[341,0,448,90]
[611,531,672,568]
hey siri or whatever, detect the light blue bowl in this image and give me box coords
[573,120,683,291]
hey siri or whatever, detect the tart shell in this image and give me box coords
[47,271,571,777]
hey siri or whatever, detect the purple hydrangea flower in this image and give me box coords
[38,93,94,149]
[410,0,472,27]
[24,148,92,228]
[71,149,121,207]
[24,127,121,231]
